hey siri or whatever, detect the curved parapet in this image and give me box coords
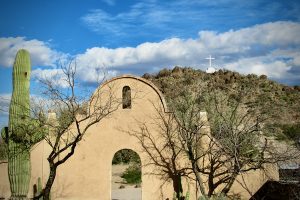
[94,74,169,113]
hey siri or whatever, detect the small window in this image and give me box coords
[24,72,28,77]
[122,86,131,109]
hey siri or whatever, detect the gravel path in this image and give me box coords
[111,164,142,200]
[112,188,142,200]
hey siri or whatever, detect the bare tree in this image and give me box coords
[128,83,300,199]
[173,87,300,198]
[171,91,209,197]
[33,60,121,200]
[127,104,192,200]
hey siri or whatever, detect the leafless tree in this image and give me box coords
[173,87,300,198]
[128,84,300,199]
[32,60,121,200]
[126,104,192,200]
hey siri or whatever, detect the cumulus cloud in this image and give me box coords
[197,21,300,52]
[74,21,300,84]
[31,68,69,88]
[0,37,63,67]
[0,94,11,115]
[224,57,291,78]
[2,21,299,86]
[31,66,118,88]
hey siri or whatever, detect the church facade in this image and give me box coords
[0,75,278,199]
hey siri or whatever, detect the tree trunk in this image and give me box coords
[207,172,214,197]
[222,173,237,195]
[172,175,183,199]
[43,163,57,200]
[192,161,206,197]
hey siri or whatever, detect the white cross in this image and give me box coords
[205,55,215,68]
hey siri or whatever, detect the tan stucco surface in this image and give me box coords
[0,75,278,199]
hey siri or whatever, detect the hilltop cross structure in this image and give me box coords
[205,55,216,73]
[206,55,215,68]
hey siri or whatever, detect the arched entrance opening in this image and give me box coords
[111,149,142,200]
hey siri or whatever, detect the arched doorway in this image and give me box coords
[111,149,142,200]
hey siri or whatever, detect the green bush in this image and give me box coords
[280,123,300,146]
[157,68,171,77]
[121,164,141,184]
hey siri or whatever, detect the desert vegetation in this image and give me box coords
[143,66,300,147]
[137,66,300,199]
[112,149,142,185]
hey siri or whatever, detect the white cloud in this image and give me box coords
[0,94,11,116]
[197,21,300,51]
[2,21,299,87]
[0,37,62,67]
[31,68,70,88]
[224,57,291,78]
[74,21,300,84]
[75,37,202,71]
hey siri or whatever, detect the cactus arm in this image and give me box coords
[1,126,8,143]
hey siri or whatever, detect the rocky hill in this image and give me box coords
[142,66,300,145]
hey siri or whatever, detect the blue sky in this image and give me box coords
[0,0,300,128]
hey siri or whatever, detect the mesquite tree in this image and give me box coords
[127,105,191,200]
[33,61,120,200]
[129,84,300,199]
[172,87,300,198]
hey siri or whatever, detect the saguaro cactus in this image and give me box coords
[7,49,32,200]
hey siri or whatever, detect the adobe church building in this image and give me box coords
[0,75,278,199]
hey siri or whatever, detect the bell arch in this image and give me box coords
[122,86,132,109]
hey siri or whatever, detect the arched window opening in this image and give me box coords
[111,149,142,199]
[122,86,131,109]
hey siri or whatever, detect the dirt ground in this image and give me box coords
[111,164,142,200]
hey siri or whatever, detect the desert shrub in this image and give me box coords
[282,123,300,143]
[142,73,152,79]
[294,85,300,91]
[0,139,7,161]
[259,74,268,80]
[121,164,141,184]
[157,68,171,77]
[172,66,182,73]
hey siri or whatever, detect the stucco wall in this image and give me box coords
[0,75,278,199]
[30,75,175,200]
